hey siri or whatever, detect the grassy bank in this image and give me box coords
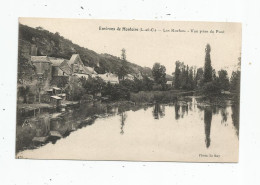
[129,90,193,103]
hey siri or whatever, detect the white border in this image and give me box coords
[0,0,260,185]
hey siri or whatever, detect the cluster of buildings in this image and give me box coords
[30,46,144,86]
[27,46,146,105]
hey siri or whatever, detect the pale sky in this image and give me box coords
[19,18,241,76]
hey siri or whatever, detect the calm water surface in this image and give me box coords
[17,97,239,162]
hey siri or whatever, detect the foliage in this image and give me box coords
[230,70,240,93]
[66,76,86,101]
[50,76,69,88]
[201,81,221,96]
[80,76,106,96]
[217,69,230,91]
[116,48,129,80]
[174,61,181,89]
[174,61,196,90]
[204,44,213,83]
[195,67,204,89]
[152,63,167,90]
[130,91,178,103]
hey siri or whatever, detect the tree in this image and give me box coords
[174,61,181,89]
[195,68,204,89]
[204,44,213,83]
[66,76,86,101]
[152,63,167,90]
[217,69,230,91]
[142,75,153,91]
[81,76,106,96]
[230,70,240,93]
[187,66,195,90]
[121,48,126,61]
[117,48,129,80]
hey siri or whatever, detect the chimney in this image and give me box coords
[31,44,38,56]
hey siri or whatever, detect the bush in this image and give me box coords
[201,82,221,96]
[130,91,178,103]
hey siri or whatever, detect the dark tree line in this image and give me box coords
[173,44,240,95]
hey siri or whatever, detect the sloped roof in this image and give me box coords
[60,60,73,75]
[49,57,65,67]
[31,56,50,63]
[82,66,95,75]
[85,66,97,74]
[68,54,81,66]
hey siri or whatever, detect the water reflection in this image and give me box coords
[16,96,240,154]
[152,103,165,119]
[181,104,188,118]
[175,104,180,120]
[231,104,240,137]
[221,108,228,125]
[120,112,127,135]
[204,107,212,148]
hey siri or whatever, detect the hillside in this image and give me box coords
[18,24,157,77]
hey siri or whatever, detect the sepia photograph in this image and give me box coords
[16,18,241,162]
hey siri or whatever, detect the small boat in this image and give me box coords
[32,136,49,143]
[49,131,63,138]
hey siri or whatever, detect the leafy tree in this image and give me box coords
[195,68,204,89]
[66,76,86,101]
[116,48,129,80]
[174,61,181,89]
[204,44,213,83]
[230,70,240,93]
[81,76,106,96]
[187,66,195,90]
[217,69,230,91]
[152,63,167,90]
[142,76,153,91]
[121,48,126,61]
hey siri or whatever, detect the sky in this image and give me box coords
[19,18,242,75]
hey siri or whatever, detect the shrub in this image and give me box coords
[201,82,221,96]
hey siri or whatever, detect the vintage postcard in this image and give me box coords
[16,18,241,162]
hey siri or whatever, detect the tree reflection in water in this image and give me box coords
[220,108,228,125]
[175,104,180,120]
[152,103,165,119]
[181,104,188,118]
[204,107,212,148]
[120,112,127,135]
[231,104,239,138]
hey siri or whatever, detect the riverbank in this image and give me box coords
[130,90,194,103]
[130,90,239,106]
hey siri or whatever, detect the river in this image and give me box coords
[16,96,239,162]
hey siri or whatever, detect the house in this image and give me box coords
[59,59,73,76]
[125,74,134,81]
[85,66,97,75]
[74,73,90,79]
[68,54,92,75]
[135,72,143,80]
[50,96,62,107]
[52,87,62,94]
[49,57,69,77]
[31,56,52,80]
[94,73,119,84]
[166,80,173,87]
